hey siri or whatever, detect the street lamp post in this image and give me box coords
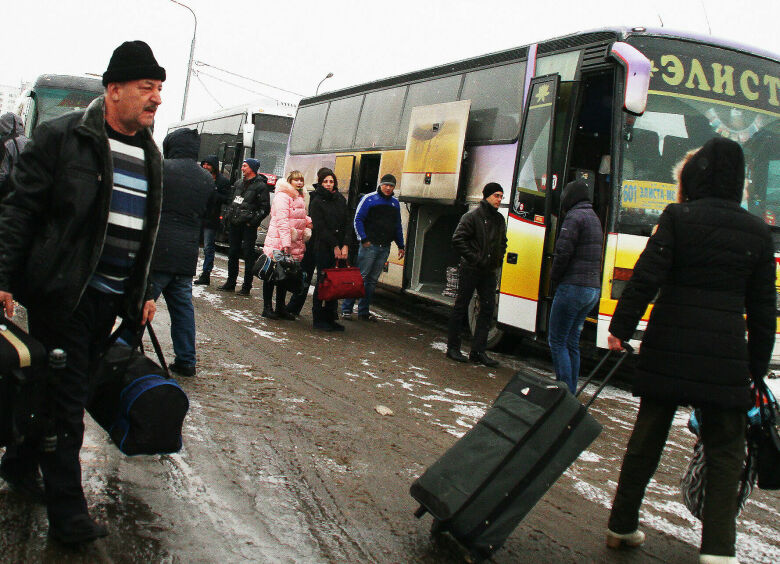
[315,72,334,96]
[170,0,197,120]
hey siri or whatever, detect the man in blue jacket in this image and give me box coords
[342,174,405,321]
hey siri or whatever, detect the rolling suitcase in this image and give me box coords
[410,346,632,561]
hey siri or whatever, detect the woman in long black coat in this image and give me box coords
[605,137,775,562]
[307,167,350,332]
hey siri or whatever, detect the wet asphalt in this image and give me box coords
[0,254,778,563]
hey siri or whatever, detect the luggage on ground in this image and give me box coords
[410,347,631,561]
[87,323,189,456]
[0,315,55,450]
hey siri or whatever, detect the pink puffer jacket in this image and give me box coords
[262,180,312,261]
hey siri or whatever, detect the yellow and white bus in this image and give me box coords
[284,27,780,358]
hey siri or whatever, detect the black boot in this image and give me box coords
[262,308,279,319]
[49,514,109,545]
[218,282,236,291]
[194,272,210,286]
[469,351,499,367]
[446,347,469,363]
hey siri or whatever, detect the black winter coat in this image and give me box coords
[152,128,213,276]
[0,96,162,320]
[203,174,231,229]
[609,199,776,409]
[550,201,602,288]
[224,174,270,227]
[452,200,507,271]
[309,184,349,254]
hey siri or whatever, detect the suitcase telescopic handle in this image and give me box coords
[576,342,634,410]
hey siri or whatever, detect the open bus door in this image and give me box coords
[498,74,561,333]
[400,100,471,300]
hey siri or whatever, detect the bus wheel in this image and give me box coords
[468,293,504,350]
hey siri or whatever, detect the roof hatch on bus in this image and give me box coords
[399,100,471,204]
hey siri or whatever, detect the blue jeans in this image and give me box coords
[547,284,599,393]
[201,227,217,274]
[341,244,391,316]
[150,272,196,367]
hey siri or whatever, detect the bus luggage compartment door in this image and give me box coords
[498,75,560,333]
[398,100,471,204]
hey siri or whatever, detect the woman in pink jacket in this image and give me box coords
[261,170,312,319]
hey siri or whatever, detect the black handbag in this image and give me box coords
[752,378,780,490]
[271,251,306,293]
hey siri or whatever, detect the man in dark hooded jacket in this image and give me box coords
[150,128,212,376]
[446,182,507,367]
[547,180,602,393]
[605,138,775,559]
[0,112,29,198]
[194,155,231,286]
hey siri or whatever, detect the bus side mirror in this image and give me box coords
[242,123,254,148]
[609,42,651,116]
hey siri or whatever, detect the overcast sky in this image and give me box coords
[2,0,778,141]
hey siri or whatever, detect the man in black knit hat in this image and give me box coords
[446,182,507,367]
[0,40,165,544]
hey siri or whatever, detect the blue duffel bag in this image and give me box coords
[88,323,189,456]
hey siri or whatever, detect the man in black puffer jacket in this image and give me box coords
[447,182,507,366]
[150,128,212,376]
[547,180,602,393]
[194,154,231,286]
[219,158,270,295]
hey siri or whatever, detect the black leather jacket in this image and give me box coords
[452,200,507,271]
[0,96,162,320]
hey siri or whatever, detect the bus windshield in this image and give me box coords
[35,87,100,126]
[617,38,780,235]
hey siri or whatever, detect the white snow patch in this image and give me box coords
[430,341,448,353]
[247,326,289,343]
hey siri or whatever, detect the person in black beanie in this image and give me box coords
[0,40,165,544]
[446,182,507,367]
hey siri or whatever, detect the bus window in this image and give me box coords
[290,103,328,153]
[33,88,99,127]
[395,74,463,145]
[535,51,580,81]
[253,114,293,177]
[460,61,526,142]
[354,86,406,149]
[200,114,244,163]
[321,95,363,151]
[617,94,780,235]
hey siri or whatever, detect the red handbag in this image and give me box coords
[317,261,365,301]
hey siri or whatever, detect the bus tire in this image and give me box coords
[468,293,504,350]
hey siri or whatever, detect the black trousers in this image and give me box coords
[447,267,497,353]
[262,279,288,312]
[311,249,338,323]
[608,397,746,556]
[286,242,315,316]
[226,223,257,290]
[1,287,121,524]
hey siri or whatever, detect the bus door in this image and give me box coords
[334,155,358,259]
[498,74,560,333]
